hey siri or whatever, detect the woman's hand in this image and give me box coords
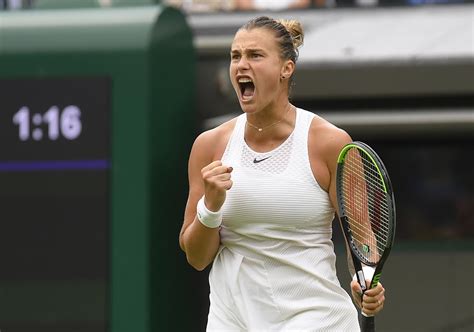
[350,280,385,316]
[201,160,233,212]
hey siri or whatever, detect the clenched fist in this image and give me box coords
[201,160,233,212]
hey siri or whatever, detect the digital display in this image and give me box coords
[0,78,109,332]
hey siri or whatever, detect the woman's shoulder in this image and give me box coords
[192,116,239,161]
[310,112,350,138]
[308,112,352,157]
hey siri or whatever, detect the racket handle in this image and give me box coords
[360,315,375,332]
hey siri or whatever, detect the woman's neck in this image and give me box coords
[244,104,296,152]
[246,101,292,131]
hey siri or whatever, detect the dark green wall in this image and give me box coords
[0,5,198,332]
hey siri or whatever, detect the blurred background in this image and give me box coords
[0,0,472,331]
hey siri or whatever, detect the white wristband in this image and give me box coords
[196,196,222,228]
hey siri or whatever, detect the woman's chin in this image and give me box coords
[240,103,258,114]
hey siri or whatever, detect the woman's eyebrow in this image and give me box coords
[246,48,264,53]
[230,48,264,54]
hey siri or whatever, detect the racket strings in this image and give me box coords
[345,214,387,255]
[342,149,391,263]
[346,222,387,257]
[347,170,391,228]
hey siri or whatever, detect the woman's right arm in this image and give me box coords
[179,130,233,271]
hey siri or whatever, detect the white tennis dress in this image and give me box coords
[207,108,359,331]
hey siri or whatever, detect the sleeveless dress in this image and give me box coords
[207,108,359,332]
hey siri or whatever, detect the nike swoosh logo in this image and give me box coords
[253,156,271,163]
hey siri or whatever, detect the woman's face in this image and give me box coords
[229,28,290,114]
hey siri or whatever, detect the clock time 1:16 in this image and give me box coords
[12,106,82,141]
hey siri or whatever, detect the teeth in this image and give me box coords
[238,78,253,83]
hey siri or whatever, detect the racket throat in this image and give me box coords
[356,269,367,292]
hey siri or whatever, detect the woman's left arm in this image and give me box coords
[319,123,386,316]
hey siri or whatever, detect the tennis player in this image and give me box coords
[179,16,385,331]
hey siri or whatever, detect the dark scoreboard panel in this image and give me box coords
[0,78,109,331]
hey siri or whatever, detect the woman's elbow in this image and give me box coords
[186,253,212,271]
[180,239,211,271]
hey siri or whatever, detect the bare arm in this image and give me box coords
[179,128,233,271]
[321,126,355,276]
[312,122,386,315]
[308,118,354,273]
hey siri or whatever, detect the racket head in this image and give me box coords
[336,141,396,268]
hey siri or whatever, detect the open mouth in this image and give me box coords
[238,77,255,101]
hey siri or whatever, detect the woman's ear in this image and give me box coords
[281,60,295,80]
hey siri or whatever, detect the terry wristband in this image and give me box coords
[196,196,222,229]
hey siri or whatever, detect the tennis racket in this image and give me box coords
[336,141,396,332]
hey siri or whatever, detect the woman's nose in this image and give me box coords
[237,56,249,70]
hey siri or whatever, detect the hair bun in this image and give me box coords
[276,19,304,50]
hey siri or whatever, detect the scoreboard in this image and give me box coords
[0,78,110,330]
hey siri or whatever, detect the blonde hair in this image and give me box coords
[276,19,304,52]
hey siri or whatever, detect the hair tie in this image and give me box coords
[292,34,303,47]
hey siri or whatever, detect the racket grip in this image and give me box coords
[360,315,375,332]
